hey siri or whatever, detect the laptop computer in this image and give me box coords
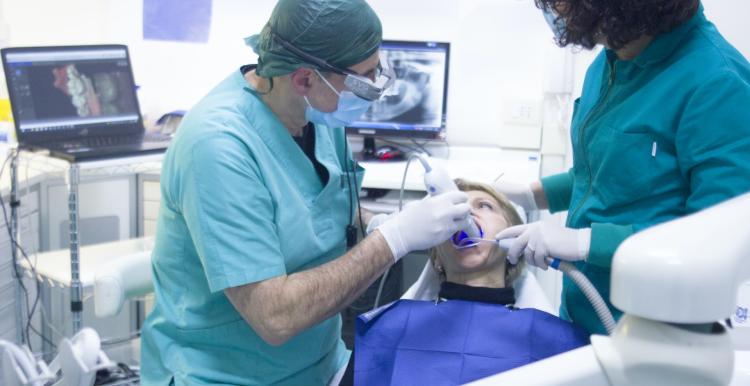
[1,44,171,162]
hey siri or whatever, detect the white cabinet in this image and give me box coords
[42,176,136,250]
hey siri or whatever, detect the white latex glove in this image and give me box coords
[366,199,422,234]
[492,180,538,213]
[366,212,393,235]
[495,217,591,269]
[376,191,470,261]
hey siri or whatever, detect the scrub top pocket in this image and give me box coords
[592,127,657,207]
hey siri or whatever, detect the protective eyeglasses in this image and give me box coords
[271,30,395,101]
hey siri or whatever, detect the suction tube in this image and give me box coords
[550,259,617,335]
[472,237,617,334]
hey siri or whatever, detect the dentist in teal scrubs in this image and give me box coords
[140,1,472,385]
[496,0,750,335]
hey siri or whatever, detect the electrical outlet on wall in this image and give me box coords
[504,99,542,126]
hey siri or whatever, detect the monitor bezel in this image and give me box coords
[1,44,145,145]
[345,40,450,141]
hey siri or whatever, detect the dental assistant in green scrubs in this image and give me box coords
[496,0,750,335]
[139,1,472,385]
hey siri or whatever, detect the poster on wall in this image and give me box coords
[143,0,212,43]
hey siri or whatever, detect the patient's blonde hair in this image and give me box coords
[430,179,525,285]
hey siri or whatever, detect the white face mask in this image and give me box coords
[304,70,373,128]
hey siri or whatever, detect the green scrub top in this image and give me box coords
[140,68,362,385]
[541,5,750,335]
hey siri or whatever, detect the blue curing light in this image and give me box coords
[451,225,484,248]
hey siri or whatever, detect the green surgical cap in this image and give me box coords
[245,0,382,78]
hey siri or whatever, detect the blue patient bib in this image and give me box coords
[355,300,589,385]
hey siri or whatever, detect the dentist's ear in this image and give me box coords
[289,67,315,96]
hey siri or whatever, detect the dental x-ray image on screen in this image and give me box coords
[348,41,449,139]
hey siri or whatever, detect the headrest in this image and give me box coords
[401,262,555,315]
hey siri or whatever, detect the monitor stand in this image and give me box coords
[355,136,378,161]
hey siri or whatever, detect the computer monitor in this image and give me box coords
[346,40,450,154]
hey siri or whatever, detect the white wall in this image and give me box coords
[0,0,557,149]
[0,0,748,148]
[371,0,553,149]
[703,0,750,58]
[121,0,557,150]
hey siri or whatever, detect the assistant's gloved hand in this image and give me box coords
[495,217,591,269]
[492,180,538,213]
[376,191,470,261]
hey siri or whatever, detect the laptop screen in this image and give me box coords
[2,45,142,141]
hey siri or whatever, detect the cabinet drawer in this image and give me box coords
[0,327,16,343]
[1,189,39,218]
[0,302,16,338]
[0,213,39,246]
[20,189,40,216]
[0,283,15,308]
[0,260,15,287]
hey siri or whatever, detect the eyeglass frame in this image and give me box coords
[269,29,395,101]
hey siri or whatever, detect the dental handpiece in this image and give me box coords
[460,237,514,251]
[467,237,563,269]
[417,155,482,239]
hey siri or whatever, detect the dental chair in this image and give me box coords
[400,199,556,313]
[402,261,556,314]
[354,244,580,385]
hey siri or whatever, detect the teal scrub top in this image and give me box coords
[140,68,362,385]
[541,5,750,335]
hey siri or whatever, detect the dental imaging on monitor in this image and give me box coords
[349,41,449,138]
[4,47,140,133]
[48,64,135,118]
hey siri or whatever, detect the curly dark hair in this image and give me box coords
[535,0,700,50]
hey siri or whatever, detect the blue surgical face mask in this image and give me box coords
[543,9,566,41]
[305,70,373,128]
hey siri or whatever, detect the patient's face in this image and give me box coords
[436,190,510,277]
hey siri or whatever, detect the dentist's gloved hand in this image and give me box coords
[492,180,538,213]
[495,217,591,269]
[366,198,424,234]
[366,212,394,235]
[376,191,470,261]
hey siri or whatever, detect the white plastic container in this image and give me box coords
[733,281,750,350]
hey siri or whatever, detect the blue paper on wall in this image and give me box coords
[143,0,212,43]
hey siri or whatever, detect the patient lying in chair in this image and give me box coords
[354,179,589,385]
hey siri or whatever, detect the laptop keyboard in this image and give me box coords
[62,133,170,149]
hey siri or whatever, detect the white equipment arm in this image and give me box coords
[468,191,750,386]
[94,251,154,318]
[611,192,750,323]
